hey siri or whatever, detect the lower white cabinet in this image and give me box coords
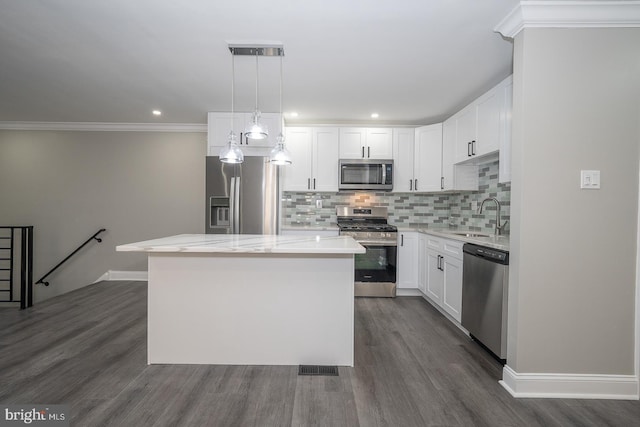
[397,232,419,289]
[420,233,464,323]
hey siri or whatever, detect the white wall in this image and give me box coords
[0,130,206,302]
[509,28,640,375]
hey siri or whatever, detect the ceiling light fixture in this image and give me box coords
[371,113,379,119]
[152,110,162,116]
[270,54,292,165]
[219,50,244,164]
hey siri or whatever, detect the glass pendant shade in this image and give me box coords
[219,131,244,164]
[245,110,268,140]
[269,133,292,165]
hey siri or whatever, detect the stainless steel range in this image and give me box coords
[337,206,397,297]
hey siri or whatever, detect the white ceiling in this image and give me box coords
[0,0,518,126]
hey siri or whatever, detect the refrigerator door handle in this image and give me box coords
[229,177,236,233]
[233,175,241,233]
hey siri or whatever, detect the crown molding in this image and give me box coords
[0,121,207,132]
[495,1,640,38]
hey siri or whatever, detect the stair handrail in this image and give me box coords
[35,228,106,286]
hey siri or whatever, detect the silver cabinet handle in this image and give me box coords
[368,147,370,158]
[362,146,365,158]
[313,178,316,190]
[472,140,476,155]
[468,141,472,156]
[401,234,404,246]
[307,178,311,190]
[409,180,413,191]
[441,176,444,190]
[414,179,418,191]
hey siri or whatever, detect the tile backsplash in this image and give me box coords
[282,160,511,235]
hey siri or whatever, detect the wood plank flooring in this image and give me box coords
[0,281,638,426]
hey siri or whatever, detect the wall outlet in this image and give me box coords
[316,199,323,209]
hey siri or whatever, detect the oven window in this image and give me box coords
[355,245,397,283]
[341,164,383,184]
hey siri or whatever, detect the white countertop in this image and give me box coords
[116,234,365,254]
[398,227,510,251]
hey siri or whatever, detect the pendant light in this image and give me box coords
[269,54,292,165]
[245,51,268,140]
[219,50,244,163]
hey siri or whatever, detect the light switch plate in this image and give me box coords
[316,199,323,209]
[580,170,601,189]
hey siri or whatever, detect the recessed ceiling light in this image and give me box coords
[288,112,298,118]
[152,110,162,116]
[371,113,379,118]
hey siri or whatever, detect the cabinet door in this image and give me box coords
[207,112,244,154]
[499,79,513,183]
[476,89,502,156]
[312,127,340,192]
[397,232,419,289]
[454,107,477,163]
[339,128,366,158]
[418,234,428,294]
[441,119,455,191]
[365,128,393,159]
[442,256,463,323]
[425,248,443,304]
[282,128,313,191]
[414,124,443,192]
[392,128,416,192]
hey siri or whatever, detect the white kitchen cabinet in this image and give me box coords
[499,79,513,183]
[442,119,479,191]
[452,76,513,165]
[392,128,415,192]
[397,232,419,289]
[414,124,443,192]
[339,127,392,159]
[207,112,283,155]
[392,125,443,193]
[420,233,464,323]
[282,127,339,192]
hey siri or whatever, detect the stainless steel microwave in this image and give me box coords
[339,159,393,191]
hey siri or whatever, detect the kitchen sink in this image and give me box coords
[450,232,491,238]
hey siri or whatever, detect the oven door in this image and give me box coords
[354,241,397,283]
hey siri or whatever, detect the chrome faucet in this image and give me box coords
[478,197,507,236]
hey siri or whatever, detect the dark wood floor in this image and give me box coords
[1,281,638,426]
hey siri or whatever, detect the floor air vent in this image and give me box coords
[298,365,339,376]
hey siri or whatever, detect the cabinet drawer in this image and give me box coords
[443,239,464,261]
[426,236,443,251]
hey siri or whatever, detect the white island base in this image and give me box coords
[117,234,364,366]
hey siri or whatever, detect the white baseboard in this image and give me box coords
[94,270,148,283]
[500,365,639,400]
[396,288,422,296]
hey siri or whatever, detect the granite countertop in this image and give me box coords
[280,225,339,231]
[116,234,365,254]
[398,227,510,251]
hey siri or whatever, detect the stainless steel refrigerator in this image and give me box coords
[205,156,279,234]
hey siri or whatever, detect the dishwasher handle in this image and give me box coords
[463,243,509,265]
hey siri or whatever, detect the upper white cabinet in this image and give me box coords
[452,76,513,166]
[281,127,339,192]
[207,112,282,155]
[392,125,441,192]
[394,124,477,192]
[414,124,443,192]
[339,127,393,159]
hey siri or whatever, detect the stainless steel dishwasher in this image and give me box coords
[461,243,509,362]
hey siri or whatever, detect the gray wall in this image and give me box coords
[509,28,640,375]
[0,130,206,302]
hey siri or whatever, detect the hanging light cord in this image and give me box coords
[231,51,235,130]
[279,54,283,129]
[255,51,259,111]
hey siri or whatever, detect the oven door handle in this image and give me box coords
[358,240,398,247]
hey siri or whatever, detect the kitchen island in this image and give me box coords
[116,234,364,366]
